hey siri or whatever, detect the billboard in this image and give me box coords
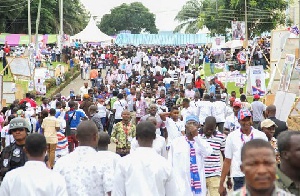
[232,21,246,40]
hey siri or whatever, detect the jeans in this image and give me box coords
[101,117,107,130]
[233,177,245,191]
[47,143,57,168]
[210,63,215,74]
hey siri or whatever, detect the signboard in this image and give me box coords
[274,91,296,121]
[249,66,266,95]
[278,54,295,92]
[211,36,225,49]
[232,21,246,40]
[6,57,31,77]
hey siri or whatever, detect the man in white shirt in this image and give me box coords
[185,84,195,99]
[97,132,120,170]
[184,69,194,86]
[180,98,195,123]
[0,134,67,196]
[113,93,128,124]
[168,115,213,196]
[218,109,268,195]
[213,94,227,133]
[79,82,90,100]
[113,121,177,196]
[54,120,114,196]
[131,116,167,158]
[190,92,201,116]
[224,101,242,135]
[198,94,216,125]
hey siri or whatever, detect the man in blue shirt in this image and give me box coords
[209,79,216,98]
[64,101,87,152]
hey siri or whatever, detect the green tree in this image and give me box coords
[174,0,202,33]
[198,0,287,37]
[0,0,89,35]
[98,2,158,35]
[175,0,288,37]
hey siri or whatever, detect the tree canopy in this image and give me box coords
[98,2,158,35]
[175,0,288,37]
[0,0,89,35]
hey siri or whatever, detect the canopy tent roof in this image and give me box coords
[71,17,112,42]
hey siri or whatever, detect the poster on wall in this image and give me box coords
[35,85,46,95]
[232,21,246,40]
[250,66,266,95]
[278,54,295,92]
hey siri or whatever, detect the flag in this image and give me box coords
[289,25,300,35]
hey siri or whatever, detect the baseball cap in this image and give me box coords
[237,109,252,120]
[186,115,199,123]
[233,101,242,108]
[254,94,260,99]
[70,93,75,97]
[261,119,277,128]
[83,94,90,99]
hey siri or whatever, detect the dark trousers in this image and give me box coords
[253,121,260,129]
[216,122,225,133]
[233,177,245,191]
[198,88,205,99]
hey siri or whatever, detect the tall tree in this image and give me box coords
[175,0,288,37]
[98,2,158,35]
[198,0,287,37]
[174,0,202,34]
[0,0,89,35]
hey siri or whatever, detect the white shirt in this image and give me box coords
[97,151,121,170]
[165,117,185,147]
[213,101,227,123]
[198,101,215,125]
[130,134,167,158]
[185,89,195,99]
[79,86,90,98]
[112,147,177,196]
[168,136,213,196]
[97,103,107,118]
[190,100,201,116]
[1,125,14,147]
[225,128,267,177]
[180,107,195,123]
[113,99,128,120]
[224,114,240,132]
[53,146,114,196]
[185,73,194,84]
[0,161,67,196]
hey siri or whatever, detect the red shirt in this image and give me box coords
[195,79,205,89]
[19,98,37,108]
[215,79,225,89]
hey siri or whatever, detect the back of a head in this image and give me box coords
[49,108,56,116]
[266,105,276,114]
[98,132,111,147]
[215,94,221,100]
[136,121,156,141]
[25,134,47,157]
[241,139,274,161]
[76,120,98,144]
[68,101,75,108]
[240,94,246,101]
[203,94,210,100]
[277,130,300,155]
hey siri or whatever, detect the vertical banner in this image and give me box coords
[278,54,295,92]
[232,21,246,40]
[250,65,266,95]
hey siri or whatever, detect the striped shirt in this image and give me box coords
[200,131,226,178]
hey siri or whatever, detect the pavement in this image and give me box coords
[59,68,116,152]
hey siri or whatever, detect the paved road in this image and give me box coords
[59,68,116,152]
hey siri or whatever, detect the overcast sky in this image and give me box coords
[80,0,189,31]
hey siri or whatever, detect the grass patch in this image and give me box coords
[201,63,269,99]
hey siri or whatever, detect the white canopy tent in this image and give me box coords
[71,17,112,43]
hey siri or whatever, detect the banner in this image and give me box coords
[250,66,266,95]
[278,54,295,92]
[211,36,225,49]
[232,21,246,40]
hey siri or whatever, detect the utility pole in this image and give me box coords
[245,0,249,70]
[28,0,31,44]
[59,0,63,52]
[35,0,42,54]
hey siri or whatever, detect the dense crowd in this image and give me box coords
[0,43,298,196]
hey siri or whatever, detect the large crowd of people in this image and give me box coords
[0,43,298,196]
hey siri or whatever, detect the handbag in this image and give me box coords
[65,110,76,136]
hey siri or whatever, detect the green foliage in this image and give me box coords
[98,2,158,35]
[198,0,288,37]
[0,0,89,34]
[174,0,202,33]
[175,0,288,37]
